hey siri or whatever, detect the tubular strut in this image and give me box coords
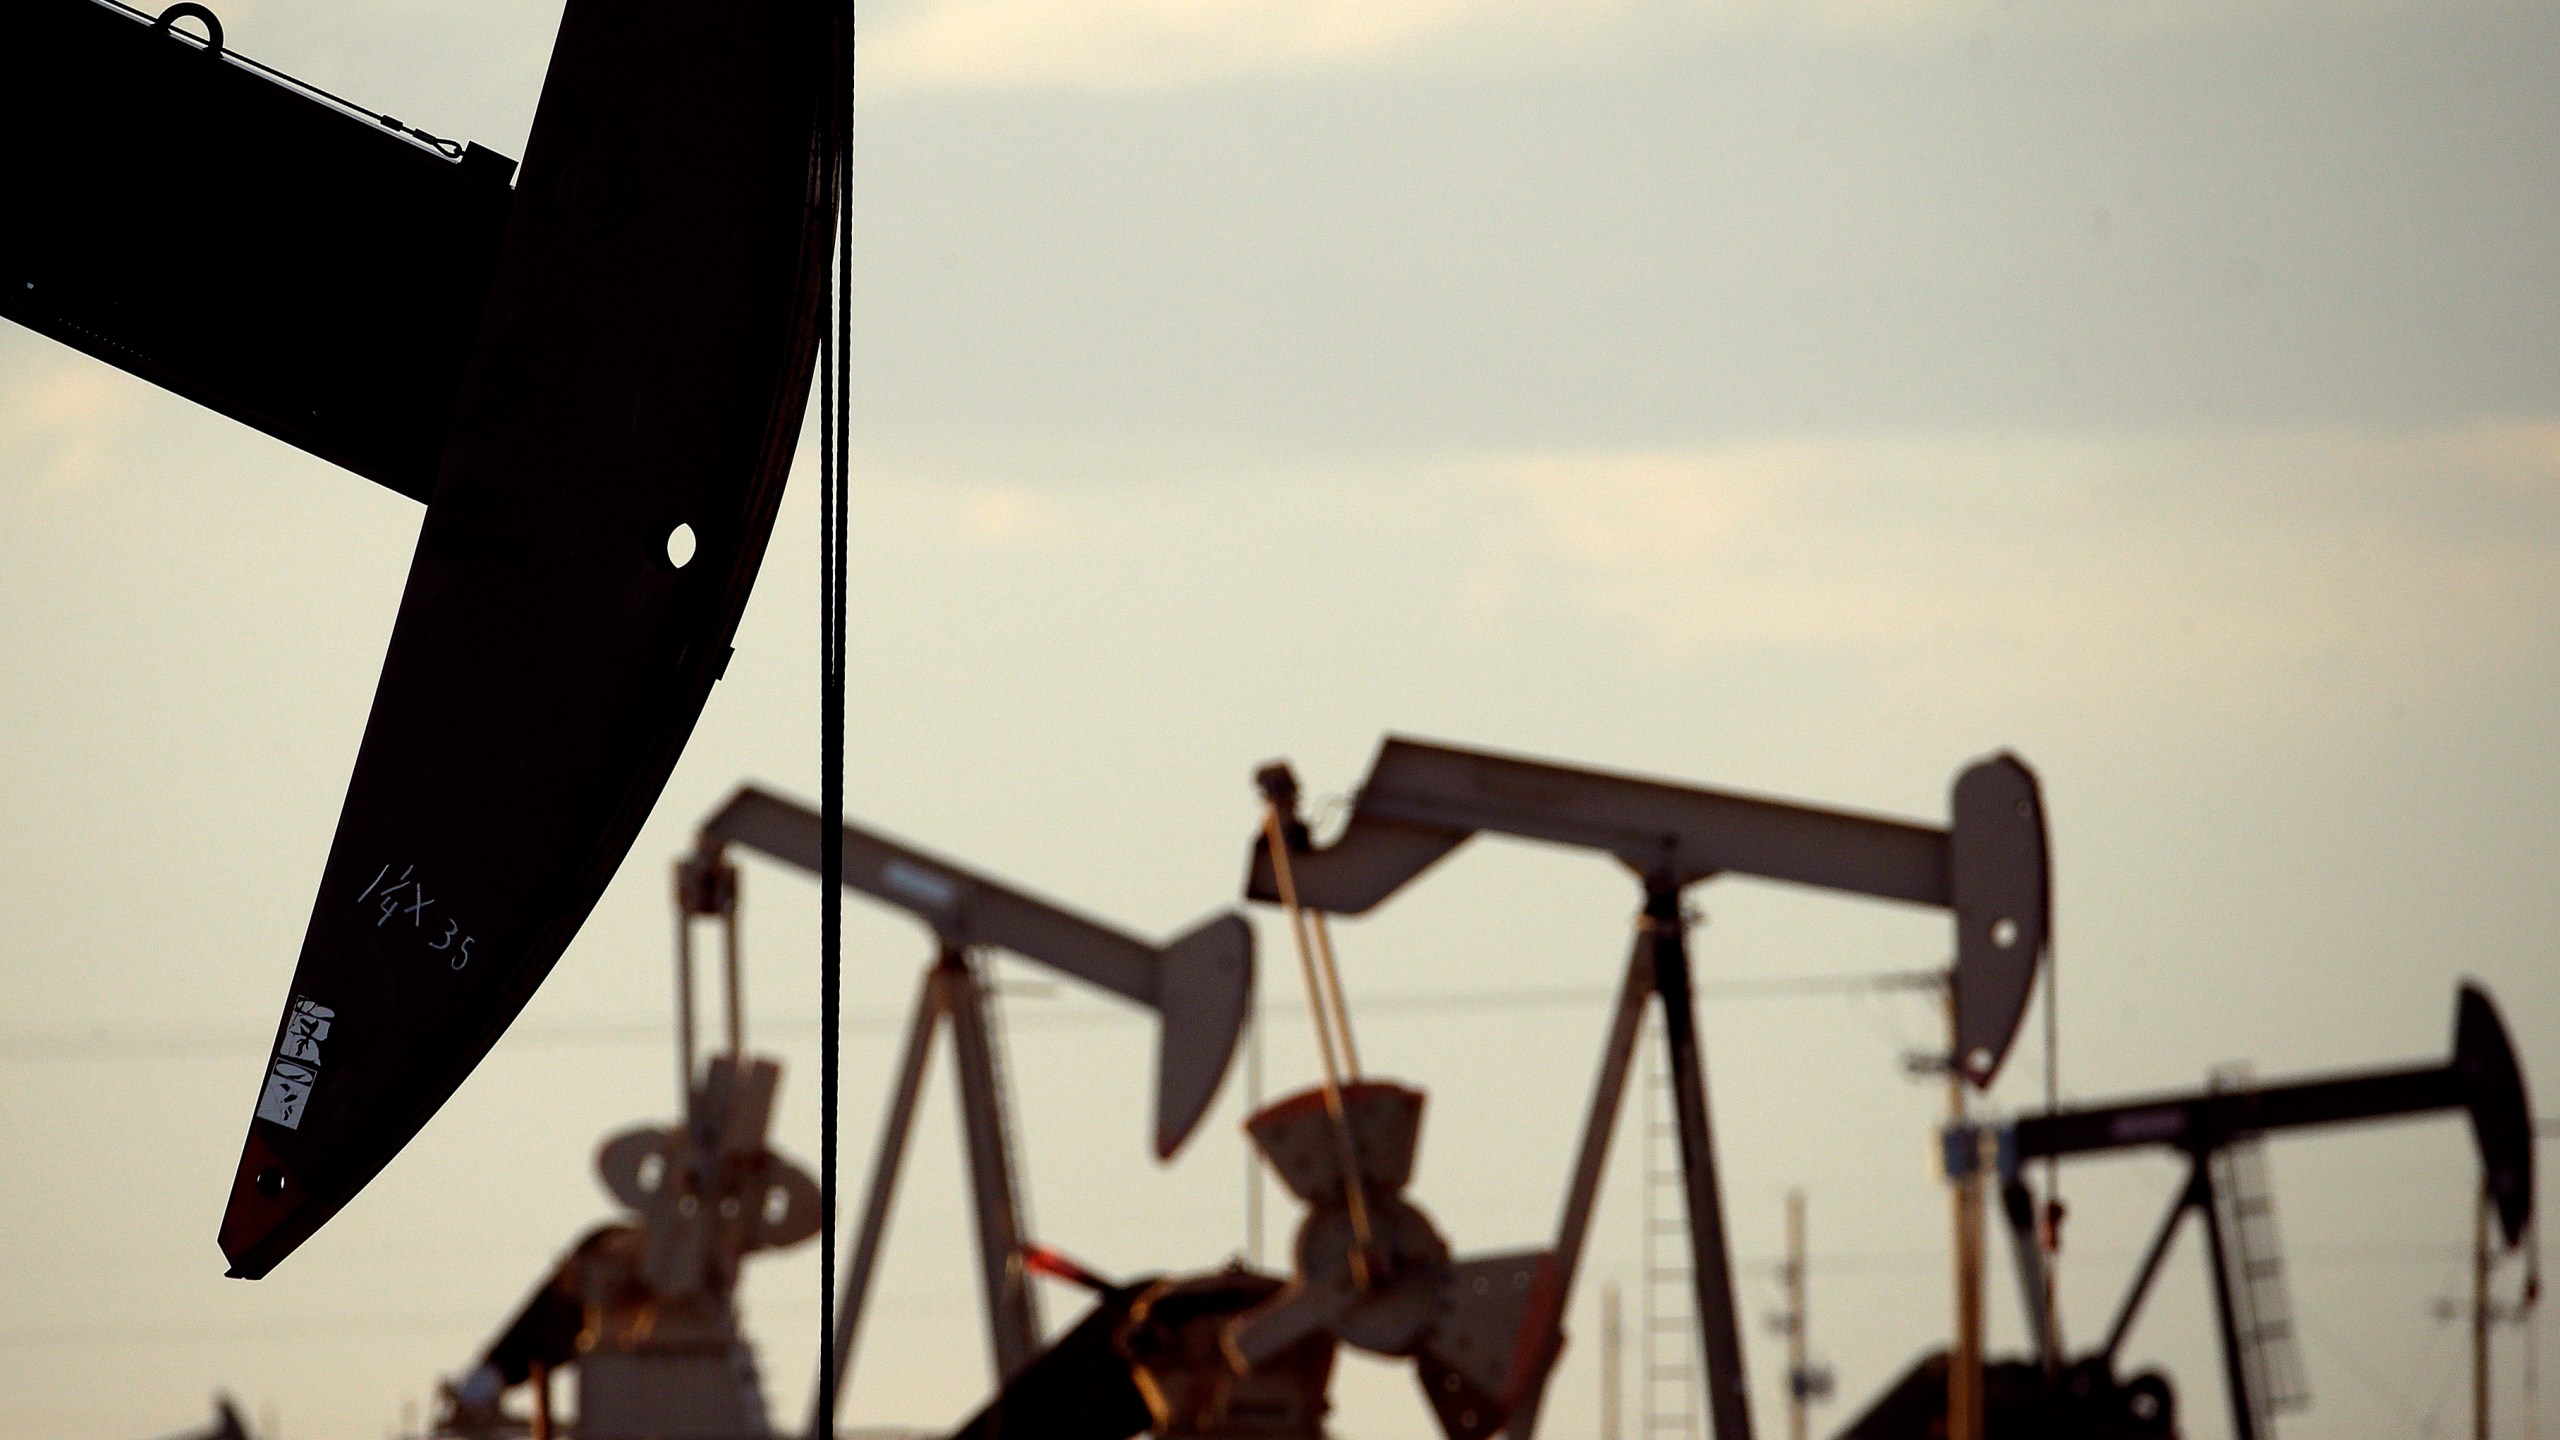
[814,0,855,1436]
[1259,798,1378,1288]
[808,949,1040,1434]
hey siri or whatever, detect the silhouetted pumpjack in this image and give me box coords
[1845,982,2535,1440]
[938,1080,1558,1440]
[678,785,1254,1437]
[1247,736,2051,1440]
[0,0,843,1277]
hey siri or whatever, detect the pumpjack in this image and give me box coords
[676,787,1254,1435]
[425,786,1254,1439]
[1844,982,2537,1440]
[937,767,1584,1440]
[152,1396,256,1440]
[428,868,823,1440]
[943,1082,1558,1440]
[4,0,843,1276]
[1246,735,2052,1440]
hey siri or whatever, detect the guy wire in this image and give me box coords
[1259,805,1376,1288]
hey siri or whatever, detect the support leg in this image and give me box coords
[1649,886,1756,1440]
[947,947,1043,1380]
[2198,1159,2263,1440]
[809,963,944,1439]
[1998,1175,2062,1429]
[2099,1167,2199,1366]
[1504,941,1656,1440]
[1999,1178,2058,1372]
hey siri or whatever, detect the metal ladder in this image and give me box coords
[2208,1064,2310,1435]
[1642,1013,1704,1440]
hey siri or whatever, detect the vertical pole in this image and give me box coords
[1786,1191,1808,1440]
[946,947,1042,1380]
[2040,893,2063,1387]
[674,880,698,1127]
[2526,1216,2542,1440]
[1246,1001,1264,1267]
[529,1363,553,1440]
[2476,1181,2492,1440]
[1648,883,1756,1440]
[1947,989,1984,1440]
[2000,1178,2058,1373]
[1603,1280,1624,1440]
[722,869,744,1059]
[1506,939,1657,1440]
[811,962,944,1437]
[2197,1159,2263,1440]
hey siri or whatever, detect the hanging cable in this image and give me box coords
[2041,939,2064,1374]
[814,3,855,1438]
[1305,910,1363,1081]
[1257,799,1374,1289]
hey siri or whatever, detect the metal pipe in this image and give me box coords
[946,949,1042,1379]
[1504,939,1656,1440]
[812,963,946,1437]
[1947,989,1983,1440]
[2000,1178,2057,1373]
[1786,1191,1808,1440]
[723,867,744,1059]
[673,871,697,1130]
[2476,1181,2493,1440]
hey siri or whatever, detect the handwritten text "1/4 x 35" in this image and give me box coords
[356,863,477,971]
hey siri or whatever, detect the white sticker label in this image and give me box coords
[2108,1106,2186,1145]
[881,859,961,911]
[256,998,335,1130]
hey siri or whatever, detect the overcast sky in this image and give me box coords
[3,1,2556,1438]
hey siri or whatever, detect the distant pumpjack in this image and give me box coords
[1222,1082,1558,1440]
[1846,982,2535,1440]
[147,1395,254,1440]
[2,0,841,1276]
[430,869,822,1440]
[945,1260,1337,1440]
[1246,736,2051,1440]
[940,1081,1558,1440]
[681,786,1254,1436]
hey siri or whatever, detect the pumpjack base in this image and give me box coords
[1837,1351,2178,1440]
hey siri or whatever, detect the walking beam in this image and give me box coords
[698,785,1254,1158]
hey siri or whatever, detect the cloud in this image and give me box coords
[848,469,1089,556]
[1461,423,2560,705]
[866,0,1637,92]
[0,348,124,496]
[859,0,2519,92]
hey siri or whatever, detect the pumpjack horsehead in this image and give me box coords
[3,0,845,1276]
